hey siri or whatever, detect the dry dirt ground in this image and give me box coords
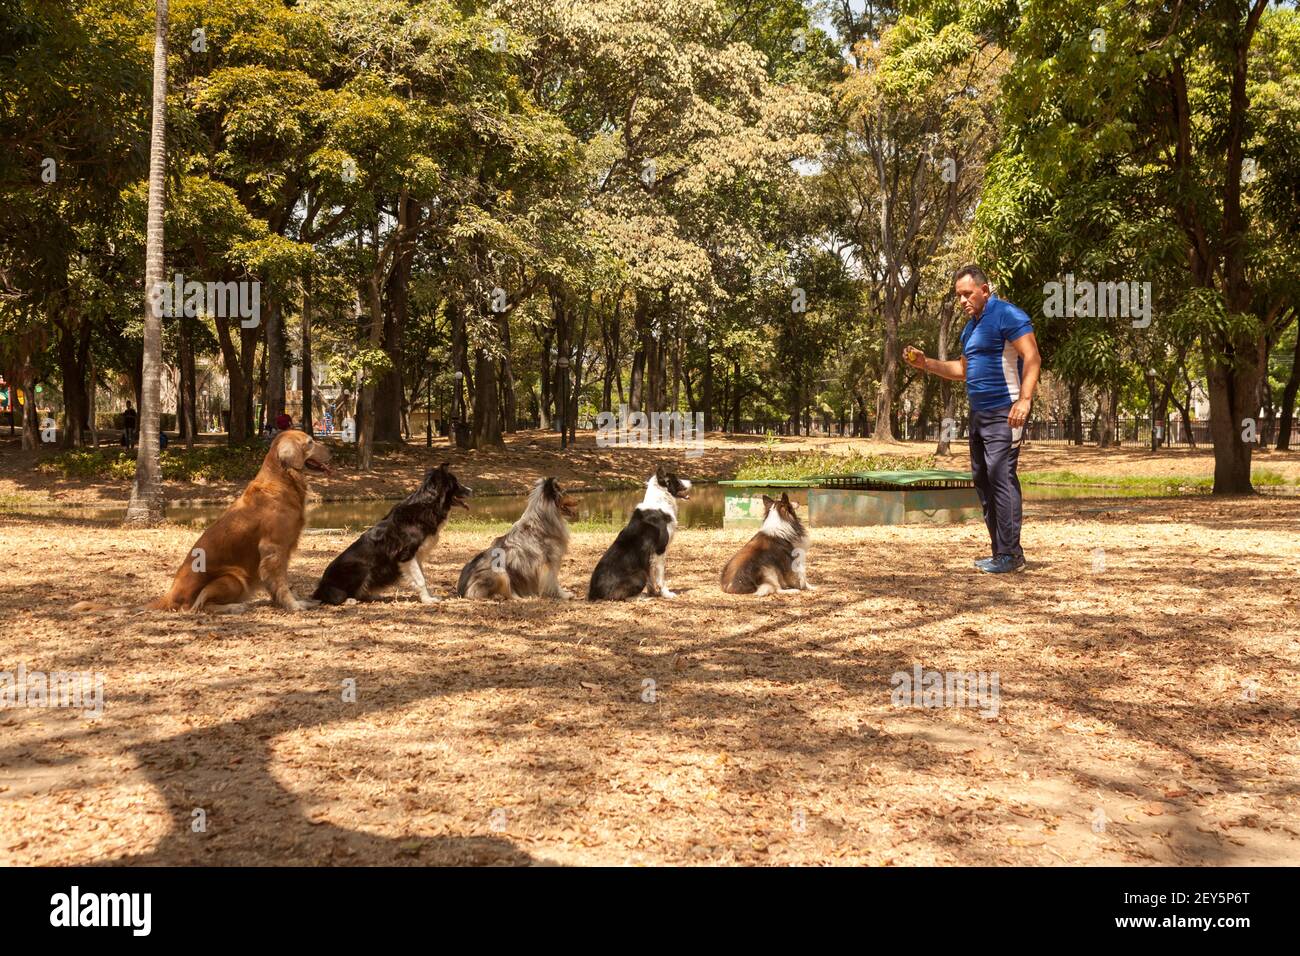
[3,430,1298,508]
[1,495,1297,866]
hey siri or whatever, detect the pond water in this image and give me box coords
[21,481,1214,530]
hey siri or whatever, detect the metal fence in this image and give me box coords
[917,417,1298,448]
[688,416,1295,449]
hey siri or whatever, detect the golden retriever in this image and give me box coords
[149,430,330,611]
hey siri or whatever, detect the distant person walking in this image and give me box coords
[905,265,1042,574]
[122,400,138,448]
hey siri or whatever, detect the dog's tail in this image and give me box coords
[70,599,148,616]
[455,553,482,598]
[312,583,350,606]
[73,581,185,614]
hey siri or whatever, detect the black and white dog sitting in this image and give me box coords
[588,464,691,600]
[312,463,471,606]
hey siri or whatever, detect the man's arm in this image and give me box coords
[1007,332,1041,428]
[904,346,965,381]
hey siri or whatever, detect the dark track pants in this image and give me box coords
[969,405,1024,560]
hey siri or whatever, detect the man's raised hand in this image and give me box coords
[903,345,926,370]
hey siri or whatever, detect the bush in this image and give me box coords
[40,443,266,482]
[37,448,129,479]
[39,436,356,483]
[734,449,937,482]
[97,412,175,430]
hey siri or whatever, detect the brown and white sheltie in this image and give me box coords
[456,477,580,599]
[719,493,813,596]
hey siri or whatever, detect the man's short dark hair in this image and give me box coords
[953,264,989,286]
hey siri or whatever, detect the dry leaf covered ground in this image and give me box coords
[1,495,1298,866]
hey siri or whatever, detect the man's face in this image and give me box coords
[955,275,991,319]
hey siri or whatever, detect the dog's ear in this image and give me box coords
[438,461,450,473]
[781,493,791,506]
[277,433,307,471]
[654,463,667,485]
[762,495,774,508]
[543,476,561,501]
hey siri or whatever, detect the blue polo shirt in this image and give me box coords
[960,295,1034,412]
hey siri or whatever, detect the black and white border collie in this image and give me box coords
[719,492,812,595]
[312,463,471,605]
[588,464,691,600]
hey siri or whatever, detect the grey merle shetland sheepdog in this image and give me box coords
[456,477,580,599]
[588,464,692,600]
[719,492,813,596]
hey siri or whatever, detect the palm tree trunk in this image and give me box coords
[125,0,167,525]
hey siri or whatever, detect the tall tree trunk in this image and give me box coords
[853,391,869,437]
[20,382,39,449]
[1275,327,1299,451]
[57,313,91,448]
[125,0,167,525]
[538,327,553,430]
[1069,381,1083,445]
[628,292,649,412]
[670,332,681,413]
[552,286,572,445]
[88,359,98,447]
[702,335,714,432]
[358,277,383,470]
[498,315,517,433]
[450,297,472,448]
[374,301,404,443]
[214,318,250,444]
[569,299,591,445]
[375,232,410,443]
[1204,340,1262,493]
[914,372,937,443]
[730,361,743,431]
[472,345,502,447]
[933,301,955,454]
[300,273,314,436]
[265,295,285,426]
[256,332,267,435]
[179,314,196,446]
[873,296,901,441]
[1170,390,1195,446]
[1095,389,1112,447]
[600,295,622,414]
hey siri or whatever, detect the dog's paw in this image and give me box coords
[207,603,251,615]
[661,589,678,599]
[419,594,440,605]
[557,589,576,600]
[299,598,322,609]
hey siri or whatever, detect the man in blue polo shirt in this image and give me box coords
[905,265,1041,573]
